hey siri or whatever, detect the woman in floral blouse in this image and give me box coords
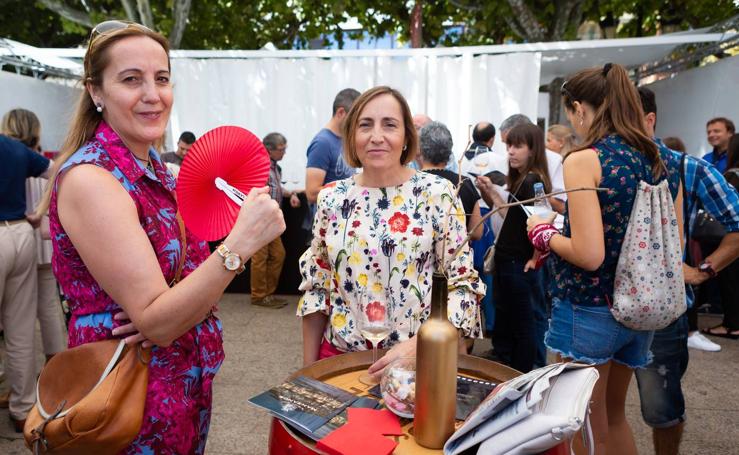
[298,86,484,379]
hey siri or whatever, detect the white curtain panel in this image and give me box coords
[0,71,81,151]
[170,52,541,188]
[647,55,739,158]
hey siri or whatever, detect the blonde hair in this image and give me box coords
[2,108,41,150]
[561,63,663,178]
[35,24,170,216]
[342,86,418,168]
[547,124,576,156]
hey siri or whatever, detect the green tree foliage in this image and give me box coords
[0,0,86,47]
[0,0,736,50]
[600,0,739,37]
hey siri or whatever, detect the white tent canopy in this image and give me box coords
[5,31,731,84]
[2,31,736,187]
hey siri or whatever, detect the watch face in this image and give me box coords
[224,253,241,271]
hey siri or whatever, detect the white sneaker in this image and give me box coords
[687,332,721,352]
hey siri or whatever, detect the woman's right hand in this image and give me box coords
[476,175,503,208]
[226,187,286,258]
[112,311,154,348]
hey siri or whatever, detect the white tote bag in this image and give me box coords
[476,366,598,455]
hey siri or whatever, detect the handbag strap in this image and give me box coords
[678,153,692,265]
[495,176,529,240]
[579,409,595,455]
[172,211,187,285]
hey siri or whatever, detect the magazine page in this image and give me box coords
[248,376,357,434]
[289,396,382,441]
[456,376,497,420]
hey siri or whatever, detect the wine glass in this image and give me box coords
[358,290,392,386]
[473,146,489,171]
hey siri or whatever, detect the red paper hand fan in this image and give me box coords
[177,126,270,241]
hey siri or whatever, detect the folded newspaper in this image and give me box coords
[444,363,598,455]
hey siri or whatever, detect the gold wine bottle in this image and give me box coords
[413,272,458,449]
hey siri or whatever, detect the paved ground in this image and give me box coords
[1,293,737,454]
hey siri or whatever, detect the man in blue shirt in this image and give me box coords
[636,88,739,455]
[701,117,735,173]
[304,88,360,204]
[0,133,51,430]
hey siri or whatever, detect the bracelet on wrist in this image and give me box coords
[698,260,717,278]
[528,223,559,253]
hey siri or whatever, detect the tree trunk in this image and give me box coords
[38,0,92,28]
[567,1,586,39]
[506,0,545,42]
[136,0,156,29]
[410,0,423,48]
[169,0,193,49]
[549,0,585,41]
[121,0,140,22]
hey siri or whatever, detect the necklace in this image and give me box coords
[135,155,154,173]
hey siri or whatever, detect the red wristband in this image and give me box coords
[528,223,559,253]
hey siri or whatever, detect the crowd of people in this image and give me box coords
[1,19,738,455]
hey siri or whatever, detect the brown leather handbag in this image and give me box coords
[24,214,188,454]
[24,340,152,454]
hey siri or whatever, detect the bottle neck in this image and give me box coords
[430,272,448,319]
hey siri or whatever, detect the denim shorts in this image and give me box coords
[546,298,654,368]
[634,314,689,428]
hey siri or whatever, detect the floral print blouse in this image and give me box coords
[298,172,484,352]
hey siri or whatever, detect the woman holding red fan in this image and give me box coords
[34,21,285,453]
[298,86,484,380]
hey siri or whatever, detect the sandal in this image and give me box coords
[702,325,739,340]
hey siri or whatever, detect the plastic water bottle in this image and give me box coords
[532,182,552,217]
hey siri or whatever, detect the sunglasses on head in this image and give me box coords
[88,20,153,45]
[560,80,574,100]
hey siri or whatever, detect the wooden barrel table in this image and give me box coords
[267,351,570,454]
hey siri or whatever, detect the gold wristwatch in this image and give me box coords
[216,243,245,274]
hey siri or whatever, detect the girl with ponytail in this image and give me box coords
[527,63,683,454]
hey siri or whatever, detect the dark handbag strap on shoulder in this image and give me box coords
[172,211,187,285]
[679,153,691,265]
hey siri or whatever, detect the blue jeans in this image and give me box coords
[546,298,654,368]
[471,207,496,333]
[479,272,494,333]
[491,257,545,373]
[634,314,689,428]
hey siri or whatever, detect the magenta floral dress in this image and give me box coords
[48,122,224,454]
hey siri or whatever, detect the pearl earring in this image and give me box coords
[403,145,407,151]
[96,104,103,113]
